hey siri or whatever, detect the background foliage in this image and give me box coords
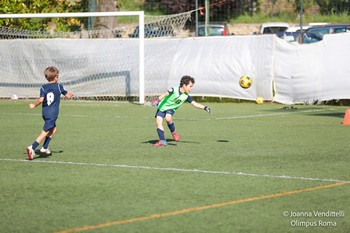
[0,0,349,31]
[316,0,350,14]
[0,0,88,30]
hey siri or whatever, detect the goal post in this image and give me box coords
[0,11,145,104]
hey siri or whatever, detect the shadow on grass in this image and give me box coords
[272,106,323,111]
[217,139,230,143]
[262,105,345,119]
[24,150,64,160]
[307,112,345,119]
[143,139,200,145]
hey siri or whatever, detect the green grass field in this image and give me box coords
[1,100,349,233]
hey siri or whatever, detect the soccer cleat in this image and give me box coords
[152,140,167,147]
[172,131,180,142]
[26,146,35,160]
[40,147,51,155]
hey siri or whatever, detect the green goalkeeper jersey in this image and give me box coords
[158,87,193,112]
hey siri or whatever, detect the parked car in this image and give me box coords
[128,24,174,38]
[259,22,289,34]
[197,23,230,36]
[297,23,350,43]
[275,31,321,43]
[276,31,300,42]
[304,23,350,38]
[273,23,350,44]
[286,25,311,33]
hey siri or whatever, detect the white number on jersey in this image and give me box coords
[47,92,54,106]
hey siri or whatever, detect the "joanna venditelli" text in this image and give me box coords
[289,210,345,218]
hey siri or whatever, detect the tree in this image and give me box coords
[316,0,350,14]
[0,0,121,36]
[267,0,278,16]
[151,0,243,22]
[288,0,315,14]
[0,0,88,31]
[93,0,119,38]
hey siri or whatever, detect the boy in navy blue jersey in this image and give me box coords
[26,66,74,160]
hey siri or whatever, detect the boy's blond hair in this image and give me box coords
[44,66,59,82]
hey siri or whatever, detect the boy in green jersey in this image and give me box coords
[151,75,211,146]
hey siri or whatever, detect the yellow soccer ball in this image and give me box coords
[239,75,253,89]
[256,97,264,104]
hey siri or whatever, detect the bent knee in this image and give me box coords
[165,117,173,123]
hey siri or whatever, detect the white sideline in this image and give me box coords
[0,108,329,121]
[0,158,348,183]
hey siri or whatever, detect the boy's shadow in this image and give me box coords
[143,140,200,145]
[24,150,64,160]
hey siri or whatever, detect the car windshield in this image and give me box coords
[305,25,350,39]
[263,26,288,34]
[306,27,330,38]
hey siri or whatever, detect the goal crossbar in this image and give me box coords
[0,11,145,104]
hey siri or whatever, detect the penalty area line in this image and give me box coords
[1,158,349,183]
[55,182,348,233]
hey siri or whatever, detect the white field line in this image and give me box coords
[0,108,328,121]
[1,158,349,183]
[0,112,151,119]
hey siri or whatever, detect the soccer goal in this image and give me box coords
[0,10,194,104]
[0,11,146,103]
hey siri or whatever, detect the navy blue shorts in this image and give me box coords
[42,117,57,131]
[155,109,175,118]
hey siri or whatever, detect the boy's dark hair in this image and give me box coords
[44,66,59,82]
[180,75,195,87]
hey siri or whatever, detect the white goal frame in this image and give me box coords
[0,11,145,104]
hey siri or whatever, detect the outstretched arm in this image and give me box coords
[29,97,44,109]
[190,101,211,114]
[64,92,74,99]
[151,91,169,107]
[158,91,169,101]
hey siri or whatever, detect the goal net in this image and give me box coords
[0,10,193,104]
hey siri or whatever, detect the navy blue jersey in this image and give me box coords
[40,83,68,118]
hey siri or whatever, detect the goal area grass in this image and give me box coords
[0,100,349,233]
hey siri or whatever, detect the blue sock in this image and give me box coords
[167,123,175,133]
[157,128,166,141]
[32,141,39,150]
[43,137,51,149]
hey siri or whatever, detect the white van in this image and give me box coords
[259,22,289,34]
